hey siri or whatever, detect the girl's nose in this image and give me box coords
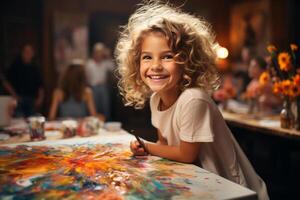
[150,59,163,71]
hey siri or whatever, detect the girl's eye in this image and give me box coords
[162,54,174,60]
[141,55,151,60]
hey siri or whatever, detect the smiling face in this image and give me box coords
[139,32,182,96]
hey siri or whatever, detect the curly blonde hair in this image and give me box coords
[115,1,220,109]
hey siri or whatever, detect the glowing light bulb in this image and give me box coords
[217,47,229,59]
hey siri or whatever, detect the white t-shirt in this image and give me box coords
[85,59,114,86]
[150,88,269,200]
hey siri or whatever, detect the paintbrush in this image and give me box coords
[130,130,148,154]
[134,134,149,154]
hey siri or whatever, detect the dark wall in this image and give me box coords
[89,12,127,55]
[0,0,42,71]
[288,0,300,45]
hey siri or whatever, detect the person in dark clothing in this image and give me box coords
[0,72,8,95]
[4,44,44,117]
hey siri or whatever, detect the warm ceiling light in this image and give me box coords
[216,46,229,59]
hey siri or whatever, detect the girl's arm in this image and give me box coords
[157,129,167,145]
[48,89,62,120]
[131,137,200,163]
[131,125,200,163]
[145,140,201,163]
[131,129,166,155]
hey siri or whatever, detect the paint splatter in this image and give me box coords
[0,143,214,199]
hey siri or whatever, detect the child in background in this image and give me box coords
[49,60,104,121]
[245,57,281,115]
[85,43,114,120]
[115,2,269,200]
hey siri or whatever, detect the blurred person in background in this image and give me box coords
[213,72,237,110]
[244,57,281,115]
[48,59,104,121]
[4,44,44,117]
[85,43,114,120]
[232,46,254,100]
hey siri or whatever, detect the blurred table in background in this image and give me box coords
[0,117,104,144]
[222,111,300,141]
[221,110,300,200]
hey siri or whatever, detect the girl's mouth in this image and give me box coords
[147,75,169,80]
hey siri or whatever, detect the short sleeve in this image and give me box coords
[179,99,214,142]
[150,93,158,128]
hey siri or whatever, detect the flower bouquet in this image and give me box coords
[263,44,300,129]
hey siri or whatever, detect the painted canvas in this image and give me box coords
[0,143,219,200]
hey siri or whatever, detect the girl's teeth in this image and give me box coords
[150,75,166,79]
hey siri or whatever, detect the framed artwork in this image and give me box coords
[53,12,88,74]
[230,1,271,58]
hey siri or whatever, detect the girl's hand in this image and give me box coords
[130,140,148,156]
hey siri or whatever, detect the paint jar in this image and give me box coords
[104,122,122,132]
[77,117,102,137]
[61,120,78,138]
[28,116,46,141]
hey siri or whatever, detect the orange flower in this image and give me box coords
[259,71,270,86]
[267,45,277,53]
[278,52,292,71]
[293,74,300,85]
[296,86,300,96]
[291,44,298,51]
[281,80,292,96]
[268,43,299,97]
[281,79,292,89]
[273,82,283,95]
[289,83,300,97]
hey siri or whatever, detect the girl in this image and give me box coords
[115,2,269,200]
[49,60,104,121]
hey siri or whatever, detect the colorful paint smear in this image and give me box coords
[0,143,215,199]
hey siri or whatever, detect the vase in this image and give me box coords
[280,97,294,129]
[295,97,300,131]
[248,98,259,115]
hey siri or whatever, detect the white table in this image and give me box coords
[0,129,257,200]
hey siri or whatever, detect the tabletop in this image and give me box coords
[221,111,300,141]
[0,122,257,200]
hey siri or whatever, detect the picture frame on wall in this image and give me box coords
[230,1,271,59]
[53,12,88,75]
